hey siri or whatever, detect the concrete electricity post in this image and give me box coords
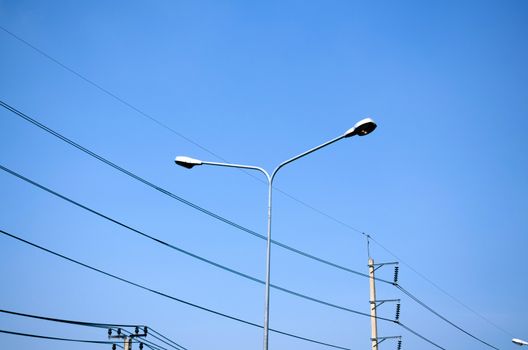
[369,257,379,350]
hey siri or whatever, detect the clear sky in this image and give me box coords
[0,1,527,349]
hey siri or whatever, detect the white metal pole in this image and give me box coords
[263,179,273,350]
[175,125,377,350]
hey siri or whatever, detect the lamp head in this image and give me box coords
[344,118,377,137]
[513,339,528,346]
[175,156,203,169]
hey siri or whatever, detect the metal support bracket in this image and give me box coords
[371,261,398,272]
[370,299,400,310]
[371,336,402,347]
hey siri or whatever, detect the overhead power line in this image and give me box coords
[398,324,446,350]
[0,103,500,349]
[0,310,448,350]
[0,24,490,350]
[0,308,143,329]
[0,163,392,321]
[0,328,167,350]
[1,308,186,350]
[397,286,500,350]
[0,228,456,350]
[0,228,352,350]
[0,99,380,282]
[0,328,120,345]
[149,329,188,350]
[146,332,186,350]
[0,26,214,158]
[143,344,164,350]
[366,233,514,339]
[0,25,513,341]
[0,168,468,350]
[0,159,502,349]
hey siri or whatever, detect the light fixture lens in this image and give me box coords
[175,156,202,169]
[344,118,377,137]
[354,118,377,136]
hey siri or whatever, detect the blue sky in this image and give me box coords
[0,1,527,349]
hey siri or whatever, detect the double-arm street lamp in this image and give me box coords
[174,118,377,350]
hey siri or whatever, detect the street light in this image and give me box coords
[174,117,377,350]
[513,339,528,346]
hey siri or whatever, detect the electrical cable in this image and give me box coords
[0,26,214,159]
[0,328,122,345]
[0,99,381,285]
[0,163,392,320]
[0,229,455,350]
[143,343,166,350]
[142,330,187,350]
[0,164,501,346]
[149,329,188,350]
[0,308,184,350]
[0,308,144,329]
[0,25,513,340]
[147,332,185,350]
[0,110,505,350]
[0,34,508,350]
[397,286,500,350]
[398,323,446,350]
[0,228,352,350]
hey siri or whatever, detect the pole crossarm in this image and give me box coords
[371,261,398,272]
[109,327,148,350]
[372,336,402,348]
[108,327,148,339]
[370,299,401,310]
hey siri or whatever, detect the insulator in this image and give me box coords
[117,328,121,335]
[108,328,112,336]
[393,266,399,284]
[112,344,116,350]
[395,303,401,321]
[135,326,139,334]
[139,343,144,350]
[397,339,402,350]
[144,326,148,335]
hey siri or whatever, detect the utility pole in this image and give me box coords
[368,257,402,350]
[369,257,379,350]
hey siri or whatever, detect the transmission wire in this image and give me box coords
[148,332,187,350]
[0,163,392,320]
[0,99,377,283]
[0,24,513,340]
[0,134,503,347]
[0,328,121,345]
[0,308,187,349]
[0,106,501,348]
[0,308,144,329]
[0,228,352,350]
[149,329,188,350]
[397,286,500,350]
[0,228,456,350]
